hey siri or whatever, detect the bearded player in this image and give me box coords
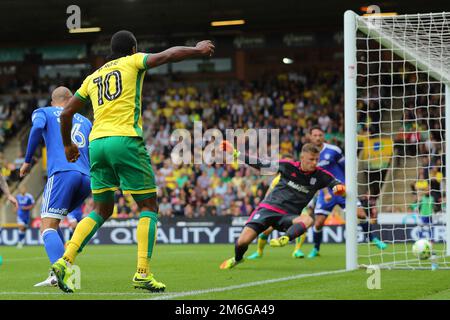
[305,126,387,259]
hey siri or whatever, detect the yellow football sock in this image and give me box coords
[295,233,306,251]
[63,211,104,264]
[257,233,268,255]
[137,211,158,275]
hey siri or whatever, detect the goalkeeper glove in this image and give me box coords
[332,184,346,197]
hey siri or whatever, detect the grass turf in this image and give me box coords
[0,243,449,300]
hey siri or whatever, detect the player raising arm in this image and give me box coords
[219,141,346,270]
[52,30,214,293]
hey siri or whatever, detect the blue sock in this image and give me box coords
[18,230,26,243]
[313,227,322,251]
[419,227,425,239]
[42,229,65,264]
[420,226,433,240]
[57,228,65,243]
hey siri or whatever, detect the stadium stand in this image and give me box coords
[1,69,347,222]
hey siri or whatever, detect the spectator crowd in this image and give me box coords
[54,70,347,219]
[8,67,444,221]
[106,70,347,218]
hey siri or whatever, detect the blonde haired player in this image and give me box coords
[219,141,346,270]
[247,155,316,260]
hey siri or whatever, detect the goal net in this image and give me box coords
[345,11,450,270]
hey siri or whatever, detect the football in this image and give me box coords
[412,239,433,260]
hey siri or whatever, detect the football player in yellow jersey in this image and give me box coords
[51,30,214,293]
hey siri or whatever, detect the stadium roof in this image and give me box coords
[2,0,450,45]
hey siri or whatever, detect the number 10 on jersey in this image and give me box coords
[93,70,123,105]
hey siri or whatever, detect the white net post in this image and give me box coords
[344,10,359,271]
[446,85,450,256]
[345,11,450,269]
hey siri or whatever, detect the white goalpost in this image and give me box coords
[344,10,450,270]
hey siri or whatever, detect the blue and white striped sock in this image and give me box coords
[42,228,65,264]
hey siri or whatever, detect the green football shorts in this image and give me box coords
[89,136,157,202]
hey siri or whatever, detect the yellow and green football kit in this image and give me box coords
[58,53,163,290]
[75,52,156,201]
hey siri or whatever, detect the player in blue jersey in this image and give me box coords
[20,86,92,287]
[15,186,35,249]
[306,126,387,258]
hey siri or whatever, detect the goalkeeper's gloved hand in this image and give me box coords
[332,184,346,197]
[220,140,240,160]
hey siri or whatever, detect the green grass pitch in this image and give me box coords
[1,243,450,300]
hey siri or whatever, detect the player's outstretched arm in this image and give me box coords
[332,184,346,197]
[60,96,85,162]
[21,113,45,177]
[220,140,277,175]
[320,170,346,197]
[146,40,215,68]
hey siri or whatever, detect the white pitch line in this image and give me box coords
[0,291,167,296]
[143,269,349,300]
[0,269,350,299]
[2,257,48,262]
[378,258,420,266]
[2,252,136,262]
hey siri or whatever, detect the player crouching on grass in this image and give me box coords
[219,141,346,269]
